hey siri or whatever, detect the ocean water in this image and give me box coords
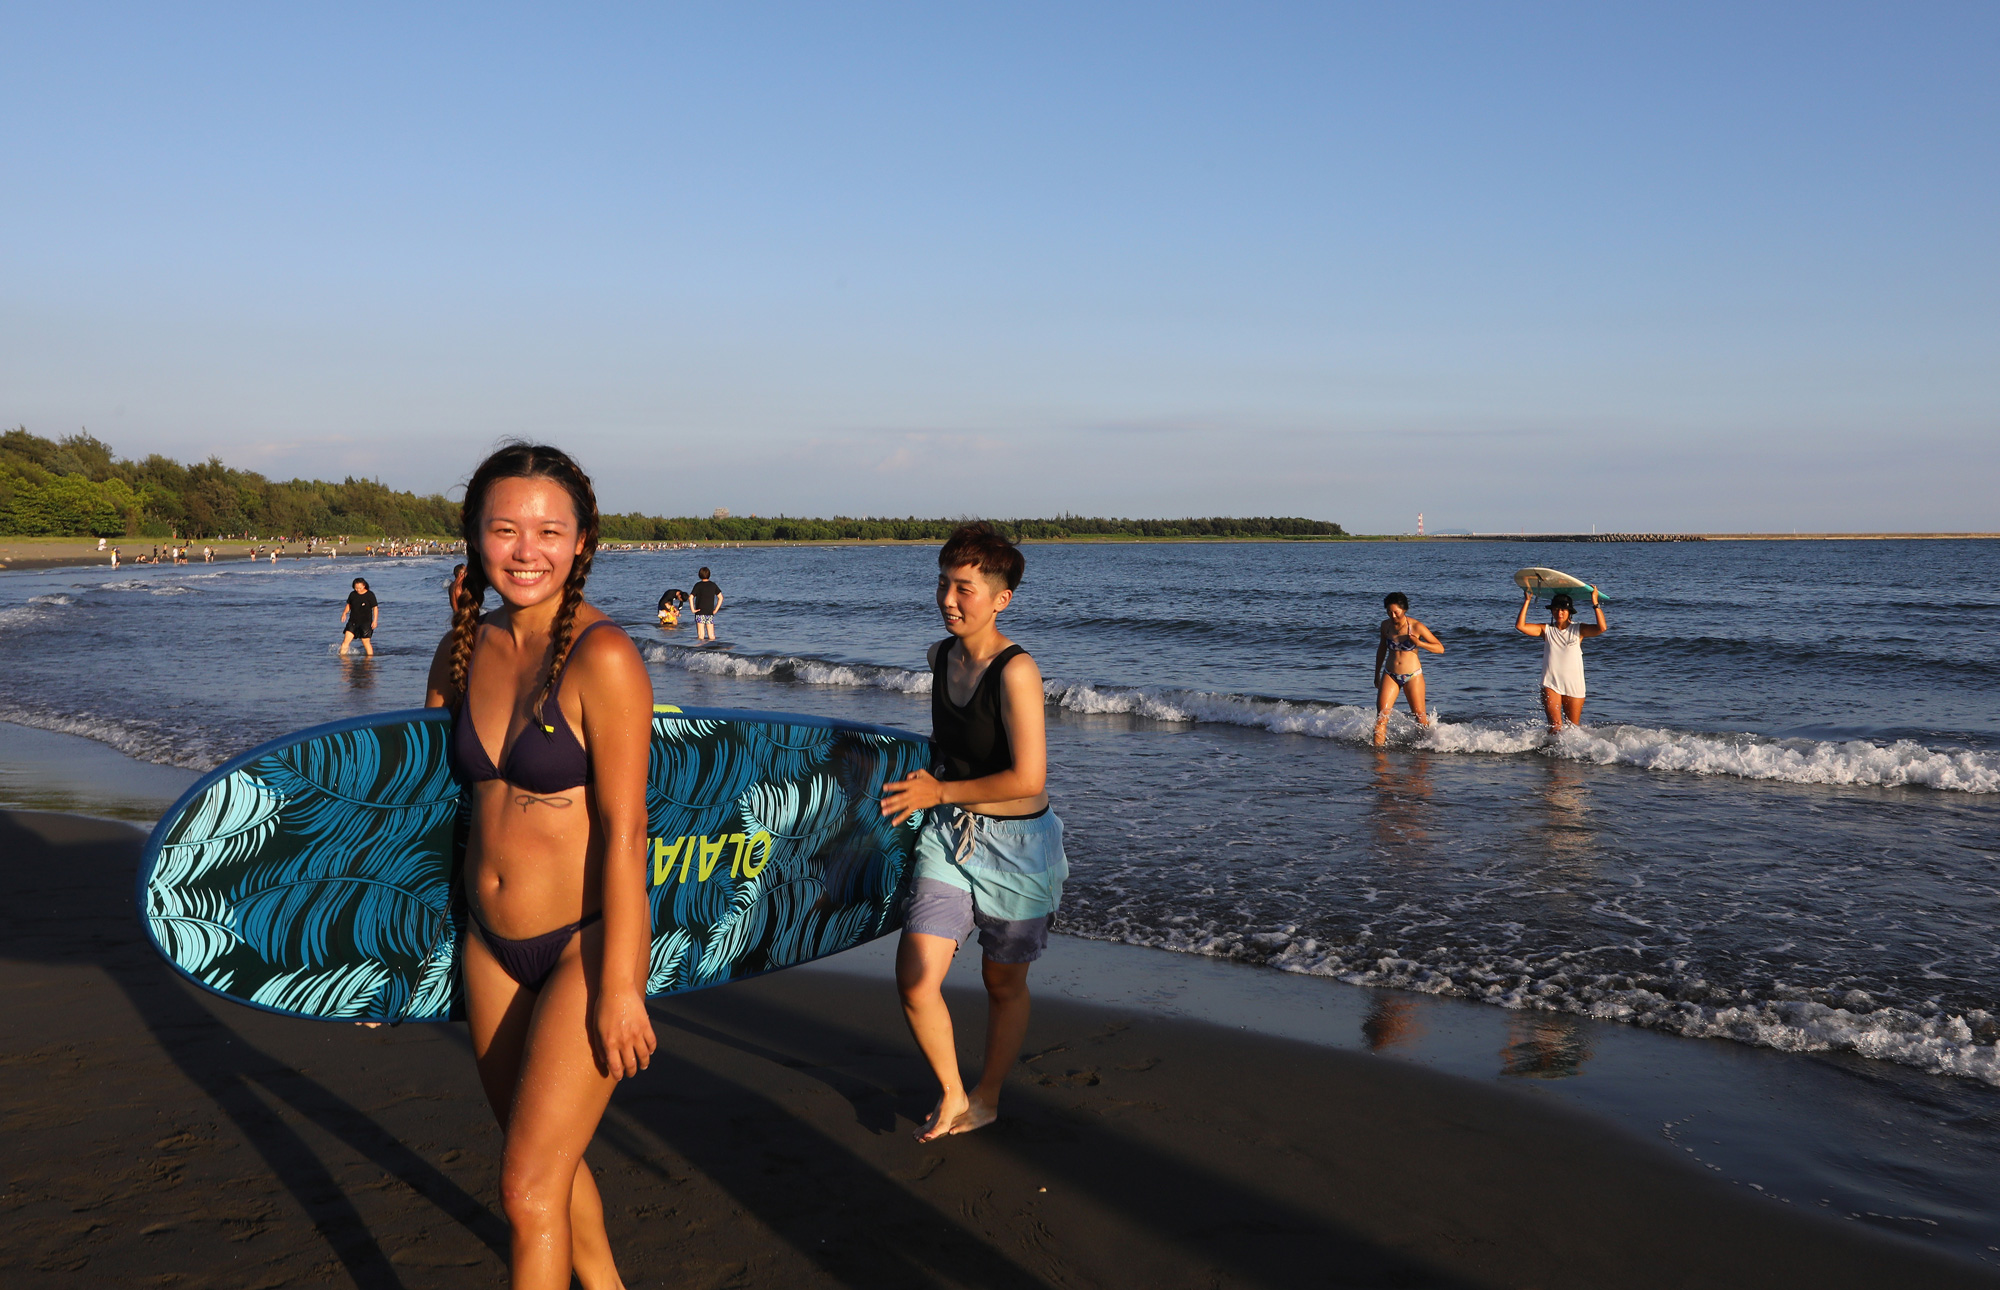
[2,540,1996,1090]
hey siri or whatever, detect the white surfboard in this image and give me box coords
[1514,567,1608,603]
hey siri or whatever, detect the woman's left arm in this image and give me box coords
[1579,593,1608,639]
[575,625,659,1079]
[1415,620,1445,654]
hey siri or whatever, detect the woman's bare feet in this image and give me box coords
[947,1096,999,1136]
[916,1091,970,1142]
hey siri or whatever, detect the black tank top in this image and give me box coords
[930,638,1025,782]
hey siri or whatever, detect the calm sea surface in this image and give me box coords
[2,539,1996,1088]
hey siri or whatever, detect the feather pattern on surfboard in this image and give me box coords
[139,705,929,1023]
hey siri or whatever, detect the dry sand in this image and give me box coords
[0,539,119,571]
[4,808,1993,1289]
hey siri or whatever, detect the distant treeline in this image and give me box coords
[0,429,458,538]
[0,429,1344,542]
[601,514,1346,542]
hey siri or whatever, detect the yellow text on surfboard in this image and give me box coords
[650,832,773,886]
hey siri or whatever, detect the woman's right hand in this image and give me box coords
[593,987,658,1080]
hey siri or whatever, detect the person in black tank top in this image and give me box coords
[881,523,1069,1143]
[929,637,1025,781]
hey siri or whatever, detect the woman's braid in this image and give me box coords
[447,558,489,699]
[534,547,593,726]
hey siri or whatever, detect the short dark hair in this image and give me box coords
[1383,592,1408,611]
[353,578,370,591]
[938,521,1024,591]
[698,566,711,579]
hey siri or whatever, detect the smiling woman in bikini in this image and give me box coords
[423,443,656,1290]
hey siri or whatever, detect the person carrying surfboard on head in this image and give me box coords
[422,443,657,1290]
[1373,591,1443,746]
[880,521,1068,1144]
[1515,586,1607,734]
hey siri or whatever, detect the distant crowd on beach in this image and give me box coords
[105,534,464,567]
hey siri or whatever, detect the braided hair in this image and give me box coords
[448,444,602,721]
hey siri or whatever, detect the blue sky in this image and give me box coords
[4,3,1994,532]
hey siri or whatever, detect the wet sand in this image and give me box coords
[4,808,1994,1288]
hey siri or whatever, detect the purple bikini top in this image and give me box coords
[451,620,615,794]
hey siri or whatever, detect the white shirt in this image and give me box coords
[1541,624,1586,698]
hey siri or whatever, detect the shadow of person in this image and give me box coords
[1537,756,1596,872]
[1500,1011,1593,1080]
[339,653,379,692]
[1368,747,1435,857]
[641,973,1480,1290]
[1361,993,1428,1052]
[0,810,505,1286]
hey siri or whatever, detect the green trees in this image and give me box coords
[0,429,458,537]
[597,513,1345,542]
[0,428,1344,541]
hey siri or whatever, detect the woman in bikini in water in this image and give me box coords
[423,443,656,1290]
[1373,592,1444,746]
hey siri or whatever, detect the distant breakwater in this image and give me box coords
[1432,533,1703,543]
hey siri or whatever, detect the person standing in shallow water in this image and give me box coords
[690,567,722,641]
[423,443,656,1290]
[1515,589,1606,733]
[1372,592,1443,746]
[339,578,379,657]
[880,522,1069,1143]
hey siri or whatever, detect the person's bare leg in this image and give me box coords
[953,957,1031,1135]
[499,933,627,1290]
[896,932,968,1141]
[362,637,374,657]
[1405,673,1430,727]
[1541,686,1564,734]
[1563,695,1584,727]
[467,930,627,1290]
[1374,674,1399,746]
[339,631,353,656]
[563,1161,616,1281]
[462,930,535,1122]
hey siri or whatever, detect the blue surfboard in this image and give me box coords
[138,706,930,1023]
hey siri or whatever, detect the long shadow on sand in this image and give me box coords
[0,812,506,1286]
[644,984,1476,1289]
[4,810,1473,1288]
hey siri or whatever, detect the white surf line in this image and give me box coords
[642,643,2000,793]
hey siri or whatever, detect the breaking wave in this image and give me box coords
[643,644,2000,792]
[0,705,226,771]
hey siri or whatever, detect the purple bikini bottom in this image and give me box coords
[471,909,602,991]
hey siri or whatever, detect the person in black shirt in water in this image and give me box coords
[656,587,688,628]
[340,578,380,656]
[690,568,723,641]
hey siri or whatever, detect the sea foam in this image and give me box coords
[642,645,2000,793]
[1069,920,2000,1087]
